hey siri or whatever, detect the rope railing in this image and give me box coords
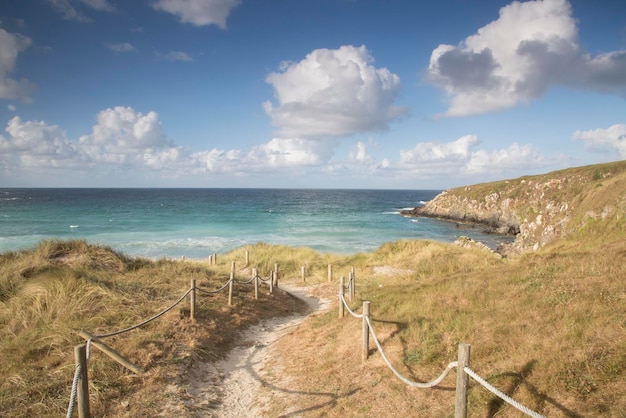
[195,279,232,294]
[464,367,545,418]
[340,293,363,318]
[67,260,282,418]
[366,315,459,389]
[338,276,546,418]
[255,274,273,282]
[94,288,193,339]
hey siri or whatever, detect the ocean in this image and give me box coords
[0,188,511,259]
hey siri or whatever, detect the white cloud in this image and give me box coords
[249,138,336,168]
[152,0,240,28]
[264,45,406,139]
[398,135,545,175]
[7,104,16,112]
[106,43,136,53]
[350,141,374,165]
[427,0,626,117]
[0,117,86,168]
[47,0,115,22]
[0,29,36,102]
[162,51,194,62]
[78,106,173,165]
[573,124,626,158]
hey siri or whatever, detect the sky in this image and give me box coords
[0,0,625,189]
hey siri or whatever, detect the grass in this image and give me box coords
[1,161,625,417]
[1,235,624,417]
[263,235,626,417]
[0,239,311,417]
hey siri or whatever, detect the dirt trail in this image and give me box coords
[180,284,330,417]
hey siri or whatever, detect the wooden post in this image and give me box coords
[269,271,274,294]
[74,344,90,418]
[362,301,370,362]
[228,272,234,306]
[231,261,236,276]
[245,250,249,266]
[455,343,471,418]
[350,267,355,301]
[328,264,333,282]
[214,253,217,265]
[301,266,306,282]
[347,276,352,302]
[274,263,279,287]
[253,268,259,300]
[190,279,196,321]
[78,331,143,374]
[338,276,345,318]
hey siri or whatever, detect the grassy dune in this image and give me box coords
[1,161,625,417]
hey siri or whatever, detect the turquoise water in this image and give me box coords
[0,189,511,259]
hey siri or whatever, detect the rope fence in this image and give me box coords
[338,276,546,418]
[66,259,282,418]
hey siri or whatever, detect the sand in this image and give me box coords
[177,284,330,417]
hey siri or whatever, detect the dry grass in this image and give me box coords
[0,239,308,417]
[1,214,625,417]
[267,237,626,417]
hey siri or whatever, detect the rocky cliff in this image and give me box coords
[402,160,626,255]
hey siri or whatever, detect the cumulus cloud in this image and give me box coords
[0,29,36,102]
[0,106,341,182]
[264,45,406,139]
[47,0,115,22]
[160,51,194,62]
[427,0,626,117]
[78,106,173,165]
[573,124,626,158]
[152,0,240,28]
[398,135,545,175]
[106,42,136,53]
[350,141,374,165]
[0,117,86,168]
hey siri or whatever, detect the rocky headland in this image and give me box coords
[402,160,626,256]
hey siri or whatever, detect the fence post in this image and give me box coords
[350,268,355,301]
[231,261,236,277]
[328,264,332,282]
[228,271,234,306]
[245,250,249,266]
[253,268,259,300]
[455,343,471,418]
[269,271,274,294]
[74,344,90,418]
[362,301,370,362]
[274,263,279,288]
[190,279,196,321]
[301,266,306,282]
[338,276,345,318]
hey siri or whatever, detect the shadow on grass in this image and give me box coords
[486,360,584,418]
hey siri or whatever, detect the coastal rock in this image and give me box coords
[401,161,626,255]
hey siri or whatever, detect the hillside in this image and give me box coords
[402,160,626,255]
[1,161,625,417]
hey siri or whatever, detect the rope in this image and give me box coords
[93,288,193,339]
[195,279,232,294]
[366,316,458,388]
[66,338,94,418]
[340,293,363,318]
[464,367,545,418]
[234,277,255,285]
[256,275,272,283]
[66,363,81,418]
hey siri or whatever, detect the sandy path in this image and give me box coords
[180,284,330,417]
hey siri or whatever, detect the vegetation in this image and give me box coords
[1,160,625,417]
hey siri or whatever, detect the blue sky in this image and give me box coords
[0,0,625,189]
